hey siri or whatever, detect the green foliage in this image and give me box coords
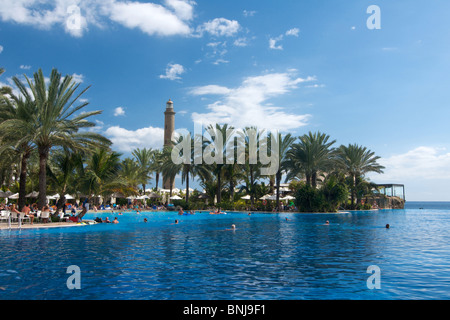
[295,178,348,213]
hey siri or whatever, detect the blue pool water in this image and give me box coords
[1,203,450,300]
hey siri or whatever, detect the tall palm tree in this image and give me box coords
[47,149,79,212]
[203,123,235,204]
[0,92,36,210]
[160,146,178,198]
[268,132,296,211]
[237,126,265,206]
[335,144,385,208]
[132,147,153,194]
[150,149,163,191]
[286,131,336,189]
[12,68,111,208]
[79,148,123,205]
[119,157,141,196]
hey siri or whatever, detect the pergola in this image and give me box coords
[376,184,405,201]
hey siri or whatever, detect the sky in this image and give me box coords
[0,0,450,201]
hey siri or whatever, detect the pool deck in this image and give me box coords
[0,221,96,230]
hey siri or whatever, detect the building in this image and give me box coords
[163,99,176,190]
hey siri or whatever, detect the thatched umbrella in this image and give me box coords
[26,191,39,198]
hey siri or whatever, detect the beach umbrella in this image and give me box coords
[265,195,278,201]
[137,195,149,200]
[0,191,9,198]
[64,194,75,200]
[148,192,161,199]
[26,191,39,198]
[9,193,19,199]
[241,195,251,200]
[111,192,125,198]
[170,195,182,200]
[282,195,295,200]
[259,194,271,200]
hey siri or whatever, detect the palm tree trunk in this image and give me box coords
[18,151,30,211]
[312,172,317,189]
[275,170,281,212]
[351,174,356,208]
[38,148,49,209]
[155,172,159,191]
[269,175,275,194]
[185,171,190,204]
[250,167,254,206]
[217,165,222,203]
[306,174,311,187]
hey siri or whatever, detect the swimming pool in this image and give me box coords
[1,208,449,300]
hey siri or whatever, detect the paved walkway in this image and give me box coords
[0,221,95,230]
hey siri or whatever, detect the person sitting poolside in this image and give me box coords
[22,204,34,224]
[41,205,51,223]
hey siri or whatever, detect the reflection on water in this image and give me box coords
[1,208,449,300]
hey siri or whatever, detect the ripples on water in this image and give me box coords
[1,206,449,300]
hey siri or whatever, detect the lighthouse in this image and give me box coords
[163,99,176,189]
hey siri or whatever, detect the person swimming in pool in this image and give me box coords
[225,224,236,231]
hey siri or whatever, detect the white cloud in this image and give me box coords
[19,65,31,70]
[72,73,84,83]
[105,125,164,153]
[109,1,191,36]
[190,71,314,131]
[114,107,126,116]
[196,18,240,37]
[233,37,248,47]
[0,45,3,54]
[269,27,300,50]
[371,146,450,181]
[190,85,232,95]
[243,10,256,17]
[0,0,90,37]
[212,59,229,65]
[269,37,283,50]
[285,28,300,37]
[0,0,195,37]
[159,63,185,80]
[164,0,196,21]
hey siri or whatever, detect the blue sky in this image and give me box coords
[1,0,450,201]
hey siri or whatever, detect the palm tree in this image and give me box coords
[203,123,235,204]
[132,147,153,194]
[0,92,36,210]
[286,131,336,189]
[335,144,385,208]
[47,149,79,212]
[12,68,111,208]
[268,132,296,211]
[160,146,178,198]
[237,126,265,206]
[150,149,163,191]
[78,148,123,205]
[119,157,141,195]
